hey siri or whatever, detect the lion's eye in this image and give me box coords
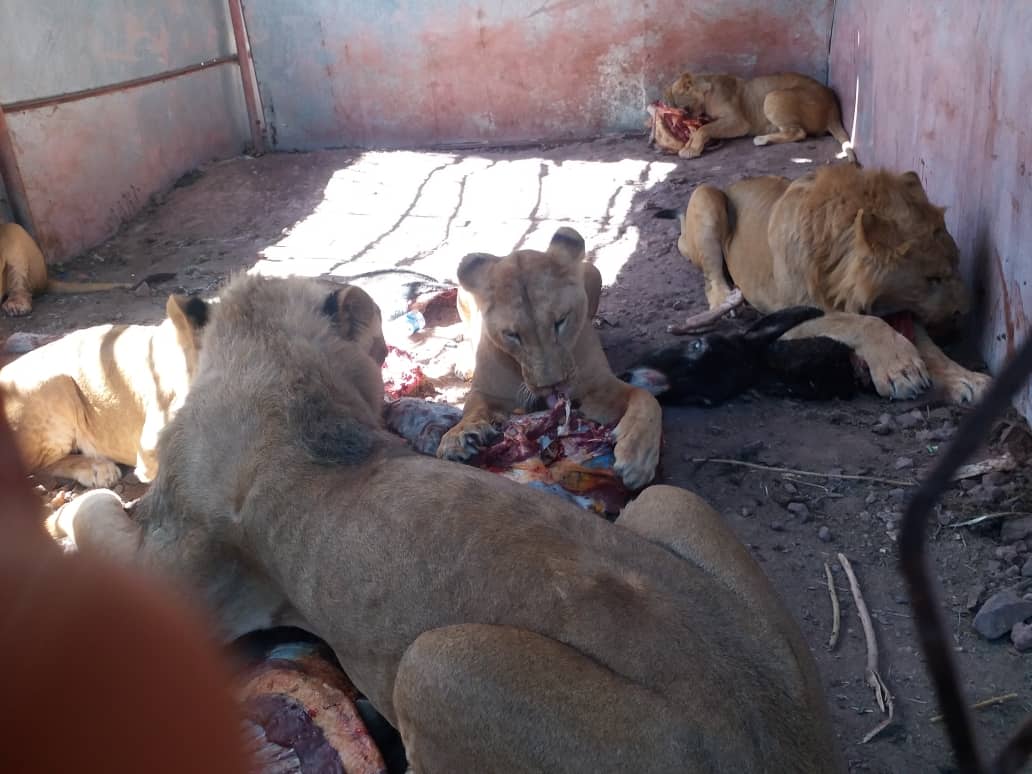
[690,339,705,353]
[555,315,568,335]
[502,330,521,345]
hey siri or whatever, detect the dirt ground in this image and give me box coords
[7,134,1031,773]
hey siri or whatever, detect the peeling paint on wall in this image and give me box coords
[243,0,835,150]
[830,0,1032,418]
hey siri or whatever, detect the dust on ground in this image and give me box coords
[6,134,1031,773]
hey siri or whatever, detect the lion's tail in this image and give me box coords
[47,279,131,294]
[827,116,859,166]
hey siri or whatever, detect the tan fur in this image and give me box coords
[0,295,209,487]
[663,72,857,163]
[50,273,843,773]
[677,164,990,404]
[438,227,661,490]
[0,222,134,316]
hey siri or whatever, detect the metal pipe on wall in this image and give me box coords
[227,0,266,154]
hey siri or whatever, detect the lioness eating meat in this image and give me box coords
[671,163,990,405]
[663,72,856,163]
[0,222,132,316]
[437,227,662,490]
[51,273,842,773]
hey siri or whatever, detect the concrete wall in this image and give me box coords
[0,0,249,262]
[830,0,1032,415]
[243,0,834,151]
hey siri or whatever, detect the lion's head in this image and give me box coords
[456,228,592,397]
[662,72,733,117]
[802,167,970,332]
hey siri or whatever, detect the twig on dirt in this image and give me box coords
[837,552,895,743]
[948,512,1032,529]
[690,457,916,487]
[931,693,1019,724]
[825,562,841,650]
[667,289,745,335]
[952,452,1017,481]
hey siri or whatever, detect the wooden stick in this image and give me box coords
[667,289,745,335]
[690,457,916,487]
[837,553,895,743]
[825,562,841,650]
[948,511,1031,529]
[930,693,1019,723]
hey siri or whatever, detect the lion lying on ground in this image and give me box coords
[663,72,856,163]
[0,295,210,487]
[50,273,842,773]
[0,222,134,316]
[672,163,990,405]
[437,227,661,489]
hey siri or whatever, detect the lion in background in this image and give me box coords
[663,72,856,163]
[672,163,989,405]
[0,222,134,316]
[437,227,662,490]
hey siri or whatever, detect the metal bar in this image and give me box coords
[1,55,239,114]
[0,103,39,240]
[227,0,266,153]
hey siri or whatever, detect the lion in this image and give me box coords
[436,227,662,490]
[0,222,137,316]
[671,163,990,405]
[662,72,856,163]
[0,294,210,487]
[49,272,843,772]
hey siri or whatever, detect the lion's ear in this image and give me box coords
[545,227,586,267]
[854,209,901,256]
[166,294,209,338]
[457,252,500,295]
[322,285,385,359]
[899,170,931,201]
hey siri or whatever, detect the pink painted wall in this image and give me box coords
[830,0,1032,415]
[0,0,249,262]
[243,0,835,150]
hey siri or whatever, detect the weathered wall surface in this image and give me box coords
[0,0,249,261]
[830,0,1032,414]
[243,0,835,150]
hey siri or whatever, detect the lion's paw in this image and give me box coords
[2,293,32,317]
[677,145,702,160]
[436,420,500,462]
[72,458,123,489]
[861,337,931,400]
[936,368,991,406]
[612,400,662,491]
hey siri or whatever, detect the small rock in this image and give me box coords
[740,506,753,518]
[996,545,1020,563]
[783,481,798,495]
[896,410,924,429]
[1007,565,1022,577]
[865,493,878,506]
[133,281,152,297]
[894,456,915,471]
[987,560,1003,574]
[1012,621,1032,652]
[877,413,893,426]
[872,423,894,436]
[983,471,1008,486]
[973,590,1032,639]
[888,487,906,500]
[1002,516,1032,543]
[818,526,832,543]
[966,582,986,611]
[787,502,810,521]
[1015,541,1028,554]
[769,520,785,532]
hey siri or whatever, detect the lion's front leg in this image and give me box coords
[678,116,750,159]
[781,312,931,400]
[436,389,505,462]
[914,324,991,405]
[580,380,661,490]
